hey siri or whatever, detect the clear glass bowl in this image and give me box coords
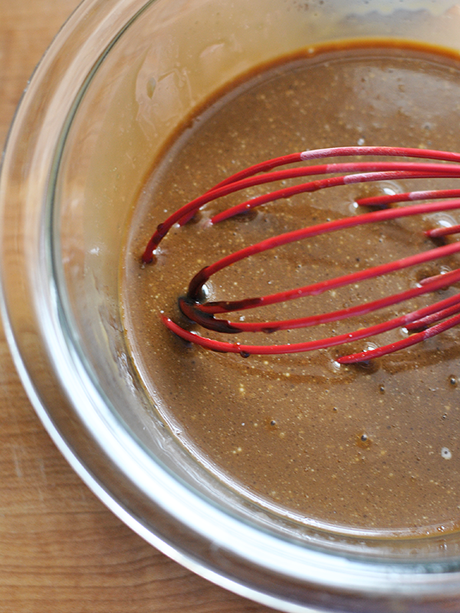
[2,1,460,611]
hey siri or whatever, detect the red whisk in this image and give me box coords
[142,146,460,363]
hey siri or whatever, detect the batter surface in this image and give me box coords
[122,42,460,535]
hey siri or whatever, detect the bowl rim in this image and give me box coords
[3,1,460,611]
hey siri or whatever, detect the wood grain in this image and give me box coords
[0,2,276,611]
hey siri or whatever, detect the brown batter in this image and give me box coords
[121,41,460,536]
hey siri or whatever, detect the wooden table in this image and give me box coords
[0,2,276,611]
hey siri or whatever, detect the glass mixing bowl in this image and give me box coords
[3,0,460,611]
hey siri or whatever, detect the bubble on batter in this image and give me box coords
[382,185,397,196]
[441,447,452,460]
[199,282,212,300]
[350,201,359,213]
[432,214,457,230]
[365,342,379,352]
[356,432,372,449]
[330,359,342,372]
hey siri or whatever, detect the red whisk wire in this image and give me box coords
[180,268,460,335]
[186,200,460,303]
[161,293,460,360]
[141,146,460,262]
[142,146,460,362]
[357,188,460,208]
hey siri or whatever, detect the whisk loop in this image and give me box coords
[142,146,460,363]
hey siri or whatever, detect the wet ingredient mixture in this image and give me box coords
[121,41,460,535]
